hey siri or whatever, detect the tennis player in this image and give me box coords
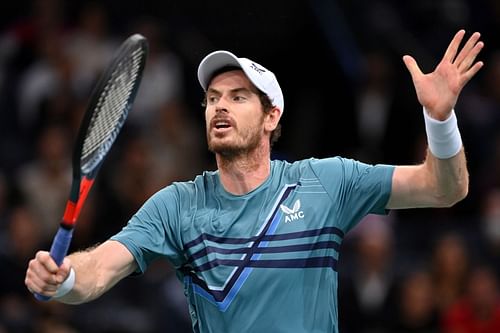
[25,30,484,333]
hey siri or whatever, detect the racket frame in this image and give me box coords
[34,34,148,301]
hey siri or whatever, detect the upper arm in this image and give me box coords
[110,186,187,271]
[72,240,136,295]
[386,164,433,209]
[92,240,138,284]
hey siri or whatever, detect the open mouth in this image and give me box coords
[211,117,233,131]
[214,120,231,129]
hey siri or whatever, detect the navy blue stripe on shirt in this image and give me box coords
[262,226,344,241]
[194,256,338,272]
[249,257,337,269]
[188,240,341,263]
[184,226,344,251]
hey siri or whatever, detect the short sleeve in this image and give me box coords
[310,157,394,232]
[110,185,186,274]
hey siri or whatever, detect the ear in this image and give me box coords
[264,107,282,132]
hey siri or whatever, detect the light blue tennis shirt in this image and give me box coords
[111,157,395,333]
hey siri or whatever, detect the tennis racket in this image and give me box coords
[34,33,149,301]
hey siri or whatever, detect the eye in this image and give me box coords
[207,95,219,104]
[233,95,247,102]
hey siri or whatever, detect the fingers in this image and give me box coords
[462,61,484,86]
[445,30,484,75]
[26,268,58,295]
[25,251,70,295]
[402,55,423,81]
[36,250,59,273]
[443,30,466,63]
[451,30,485,84]
[454,32,481,66]
[457,38,484,73]
[57,258,72,284]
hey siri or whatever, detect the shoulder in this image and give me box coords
[274,156,348,175]
[161,170,217,194]
[307,156,394,177]
[269,157,348,187]
[151,170,217,206]
[278,157,394,188]
[135,170,217,220]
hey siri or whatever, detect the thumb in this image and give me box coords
[55,257,72,284]
[402,55,423,81]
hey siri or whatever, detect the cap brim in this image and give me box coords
[197,50,243,91]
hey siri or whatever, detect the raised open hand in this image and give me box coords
[403,30,484,120]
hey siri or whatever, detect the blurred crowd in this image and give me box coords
[0,0,499,332]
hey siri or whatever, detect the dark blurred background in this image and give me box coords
[0,0,499,332]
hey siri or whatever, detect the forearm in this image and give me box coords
[387,110,469,209]
[56,248,105,304]
[423,107,469,205]
[423,147,469,207]
[56,240,137,304]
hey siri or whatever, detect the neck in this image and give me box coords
[216,144,271,195]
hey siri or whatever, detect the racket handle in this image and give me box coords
[34,226,74,301]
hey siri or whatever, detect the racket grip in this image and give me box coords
[34,226,74,301]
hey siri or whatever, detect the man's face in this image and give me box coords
[205,70,267,157]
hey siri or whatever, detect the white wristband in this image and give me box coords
[54,267,75,298]
[423,107,462,159]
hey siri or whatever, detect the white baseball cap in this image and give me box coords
[197,50,284,113]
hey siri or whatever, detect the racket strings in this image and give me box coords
[81,47,145,172]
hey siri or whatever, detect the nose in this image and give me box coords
[215,97,229,113]
[215,106,228,114]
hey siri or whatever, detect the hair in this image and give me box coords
[201,66,282,146]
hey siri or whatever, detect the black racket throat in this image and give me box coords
[59,223,74,231]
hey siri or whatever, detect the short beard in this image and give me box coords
[207,130,262,160]
[207,115,265,161]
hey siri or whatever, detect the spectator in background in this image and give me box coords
[110,133,159,213]
[458,51,500,211]
[442,265,500,333]
[339,216,398,333]
[63,1,116,99]
[0,205,43,333]
[16,124,71,241]
[129,17,185,130]
[0,0,65,131]
[145,100,209,184]
[480,188,500,275]
[391,269,440,333]
[354,49,394,163]
[430,232,470,313]
[15,21,73,142]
